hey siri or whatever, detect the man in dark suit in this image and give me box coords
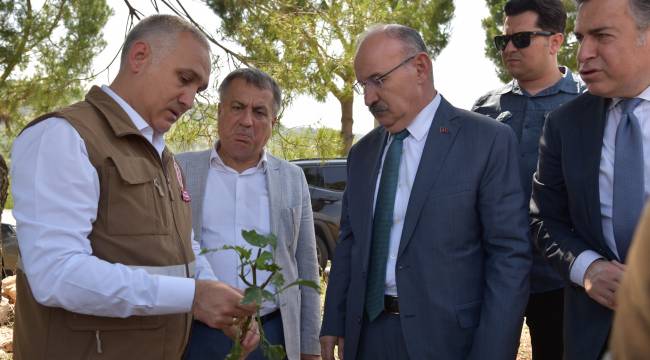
[530,0,650,358]
[320,24,532,360]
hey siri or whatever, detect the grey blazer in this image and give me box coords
[176,149,321,359]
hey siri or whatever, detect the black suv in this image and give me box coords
[291,159,346,270]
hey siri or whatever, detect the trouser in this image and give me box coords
[525,288,564,360]
[357,312,409,360]
[184,310,285,360]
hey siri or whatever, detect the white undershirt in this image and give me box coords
[374,93,441,296]
[200,145,277,315]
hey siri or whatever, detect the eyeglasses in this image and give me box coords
[353,54,417,95]
[493,31,555,51]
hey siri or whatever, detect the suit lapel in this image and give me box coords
[356,128,390,270]
[580,95,612,253]
[398,98,462,257]
[266,155,282,251]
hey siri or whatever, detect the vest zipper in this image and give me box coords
[95,330,103,354]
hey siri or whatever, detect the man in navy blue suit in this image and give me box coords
[320,24,532,360]
[531,0,650,358]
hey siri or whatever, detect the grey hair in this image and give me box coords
[576,0,650,29]
[218,68,282,117]
[356,24,428,55]
[120,14,209,68]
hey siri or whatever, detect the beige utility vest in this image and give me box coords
[13,86,195,360]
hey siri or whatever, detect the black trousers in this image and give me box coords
[525,288,564,360]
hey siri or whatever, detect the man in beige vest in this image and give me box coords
[610,203,650,359]
[10,15,257,359]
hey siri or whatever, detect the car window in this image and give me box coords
[322,165,346,191]
[301,166,323,187]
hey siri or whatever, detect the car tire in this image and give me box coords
[315,235,329,271]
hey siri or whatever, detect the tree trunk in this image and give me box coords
[339,96,354,156]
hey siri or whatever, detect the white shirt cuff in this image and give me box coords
[154,276,196,313]
[569,250,604,287]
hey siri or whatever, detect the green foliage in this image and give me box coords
[0,0,111,157]
[206,0,455,154]
[481,0,577,83]
[267,124,346,160]
[206,229,321,360]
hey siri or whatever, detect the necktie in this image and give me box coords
[613,98,644,262]
[365,129,409,321]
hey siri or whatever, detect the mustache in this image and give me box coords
[369,102,388,116]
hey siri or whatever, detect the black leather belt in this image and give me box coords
[260,309,281,324]
[384,295,399,314]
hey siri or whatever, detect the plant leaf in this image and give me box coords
[262,343,286,360]
[281,279,321,293]
[242,229,269,247]
[261,289,275,302]
[242,286,262,305]
[270,272,285,288]
[255,251,274,268]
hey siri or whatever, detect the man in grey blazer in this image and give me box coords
[320,24,532,360]
[177,68,321,360]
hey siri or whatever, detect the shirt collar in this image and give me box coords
[210,141,269,173]
[403,92,441,142]
[609,86,650,111]
[497,66,584,97]
[100,85,165,155]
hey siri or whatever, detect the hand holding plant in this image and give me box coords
[201,229,320,360]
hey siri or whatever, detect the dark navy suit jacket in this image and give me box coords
[321,97,532,359]
[531,92,616,360]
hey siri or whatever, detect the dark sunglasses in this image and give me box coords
[493,31,555,51]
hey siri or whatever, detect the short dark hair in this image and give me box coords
[505,0,567,34]
[218,68,282,117]
[576,0,650,30]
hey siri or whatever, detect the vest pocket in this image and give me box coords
[103,156,167,235]
[66,313,166,359]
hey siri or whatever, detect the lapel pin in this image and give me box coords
[439,127,449,134]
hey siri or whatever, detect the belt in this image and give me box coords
[384,295,399,314]
[260,309,281,324]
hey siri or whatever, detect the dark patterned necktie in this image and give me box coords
[613,97,644,262]
[365,129,409,321]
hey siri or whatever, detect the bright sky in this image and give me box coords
[94,1,504,136]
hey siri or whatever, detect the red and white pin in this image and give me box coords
[173,159,192,203]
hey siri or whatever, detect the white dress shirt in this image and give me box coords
[200,145,277,315]
[374,93,441,296]
[570,86,650,286]
[10,85,215,317]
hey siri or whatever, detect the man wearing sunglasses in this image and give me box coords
[531,0,650,358]
[473,1,585,359]
[321,24,531,360]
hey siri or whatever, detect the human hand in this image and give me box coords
[300,354,322,360]
[240,319,260,358]
[192,280,257,329]
[320,336,344,360]
[583,259,626,310]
